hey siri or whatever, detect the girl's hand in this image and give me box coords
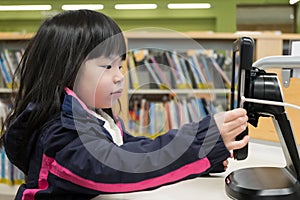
[223,159,229,170]
[223,152,233,170]
[214,108,249,151]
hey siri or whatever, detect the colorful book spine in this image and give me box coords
[144,60,162,88]
[128,51,140,89]
[171,52,189,89]
[209,57,231,88]
[0,55,12,88]
[156,102,167,134]
[179,58,193,89]
[0,148,25,185]
[148,102,156,135]
[149,56,170,89]
[190,54,208,88]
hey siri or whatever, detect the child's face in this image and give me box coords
[74,55,125,109]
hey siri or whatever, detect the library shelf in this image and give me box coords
[0,183,18,200]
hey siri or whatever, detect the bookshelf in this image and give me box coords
[124,31,236,136]
[0,33,30,199]
[124,31,300,144]
[128,89,230,95]
[0,33,28,128]
[0,183,19,200]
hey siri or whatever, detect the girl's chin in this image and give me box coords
[95,101,118,109]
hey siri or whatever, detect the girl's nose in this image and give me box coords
[113,69,124,84]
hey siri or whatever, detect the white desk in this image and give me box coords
[93,141,286,200]
[0,141,287,200]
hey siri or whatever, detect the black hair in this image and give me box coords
[1,10,126,145]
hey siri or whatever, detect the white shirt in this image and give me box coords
[89,109,123,146]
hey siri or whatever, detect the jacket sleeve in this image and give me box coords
[41,115,230,195]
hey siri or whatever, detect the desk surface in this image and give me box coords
[93,141,286,200]
[0,141,287,200]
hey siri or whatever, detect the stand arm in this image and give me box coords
[273,113,300,180]
[253,55,300,88]
[252,56,300,69]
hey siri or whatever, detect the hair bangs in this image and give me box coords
[87,32,127,61]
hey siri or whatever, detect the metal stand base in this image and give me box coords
[225,167,300,199]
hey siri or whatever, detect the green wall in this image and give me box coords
[0,0,296,33]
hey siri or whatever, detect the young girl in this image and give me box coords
[1,10,249,200]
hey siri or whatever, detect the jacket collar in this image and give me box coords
[61,88,105,131]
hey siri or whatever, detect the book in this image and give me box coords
[0,55,13,88]
[170,99,180,129]
[179,57,193,89]
[0,69,5,88]
[14,49,23,64]
[190,97,202,121]
[3,49,19,79]
[148,102,156,135]
[1,148,4,182]
[153,102,165,134]
[128,100,135,132]
[163,101,171,131]
[128,51,140,89]
[154,52,177,88]
[197,98,208,118]
[0,148,24,185]
[199,54,214,87]
[170,52,189,89]
[190,54,208,88]
[144,59,163,89]
[187,101,198,122]
[209,57,231,88]
[176,100,183,126]
[131,49,160,89]
[143,100,149,134]
[164,51,183,89]
[138,98,147,134]
[186,57,205,89]
[149,56,171,89]
[180,98,190,125]
[128,99,140,133]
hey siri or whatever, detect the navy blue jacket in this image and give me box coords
[4,90,230,200]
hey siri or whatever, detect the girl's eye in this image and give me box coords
[119,66,123,70]
[100,65,112,69]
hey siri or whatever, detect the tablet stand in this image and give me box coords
[225,56,300,199]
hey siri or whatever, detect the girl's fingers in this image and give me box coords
[221,121,248,139]
[214,108,249,151]
[226,135,250,151]
[214,109,248,133]
[223,108,247,123]
[223,160,229,170]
